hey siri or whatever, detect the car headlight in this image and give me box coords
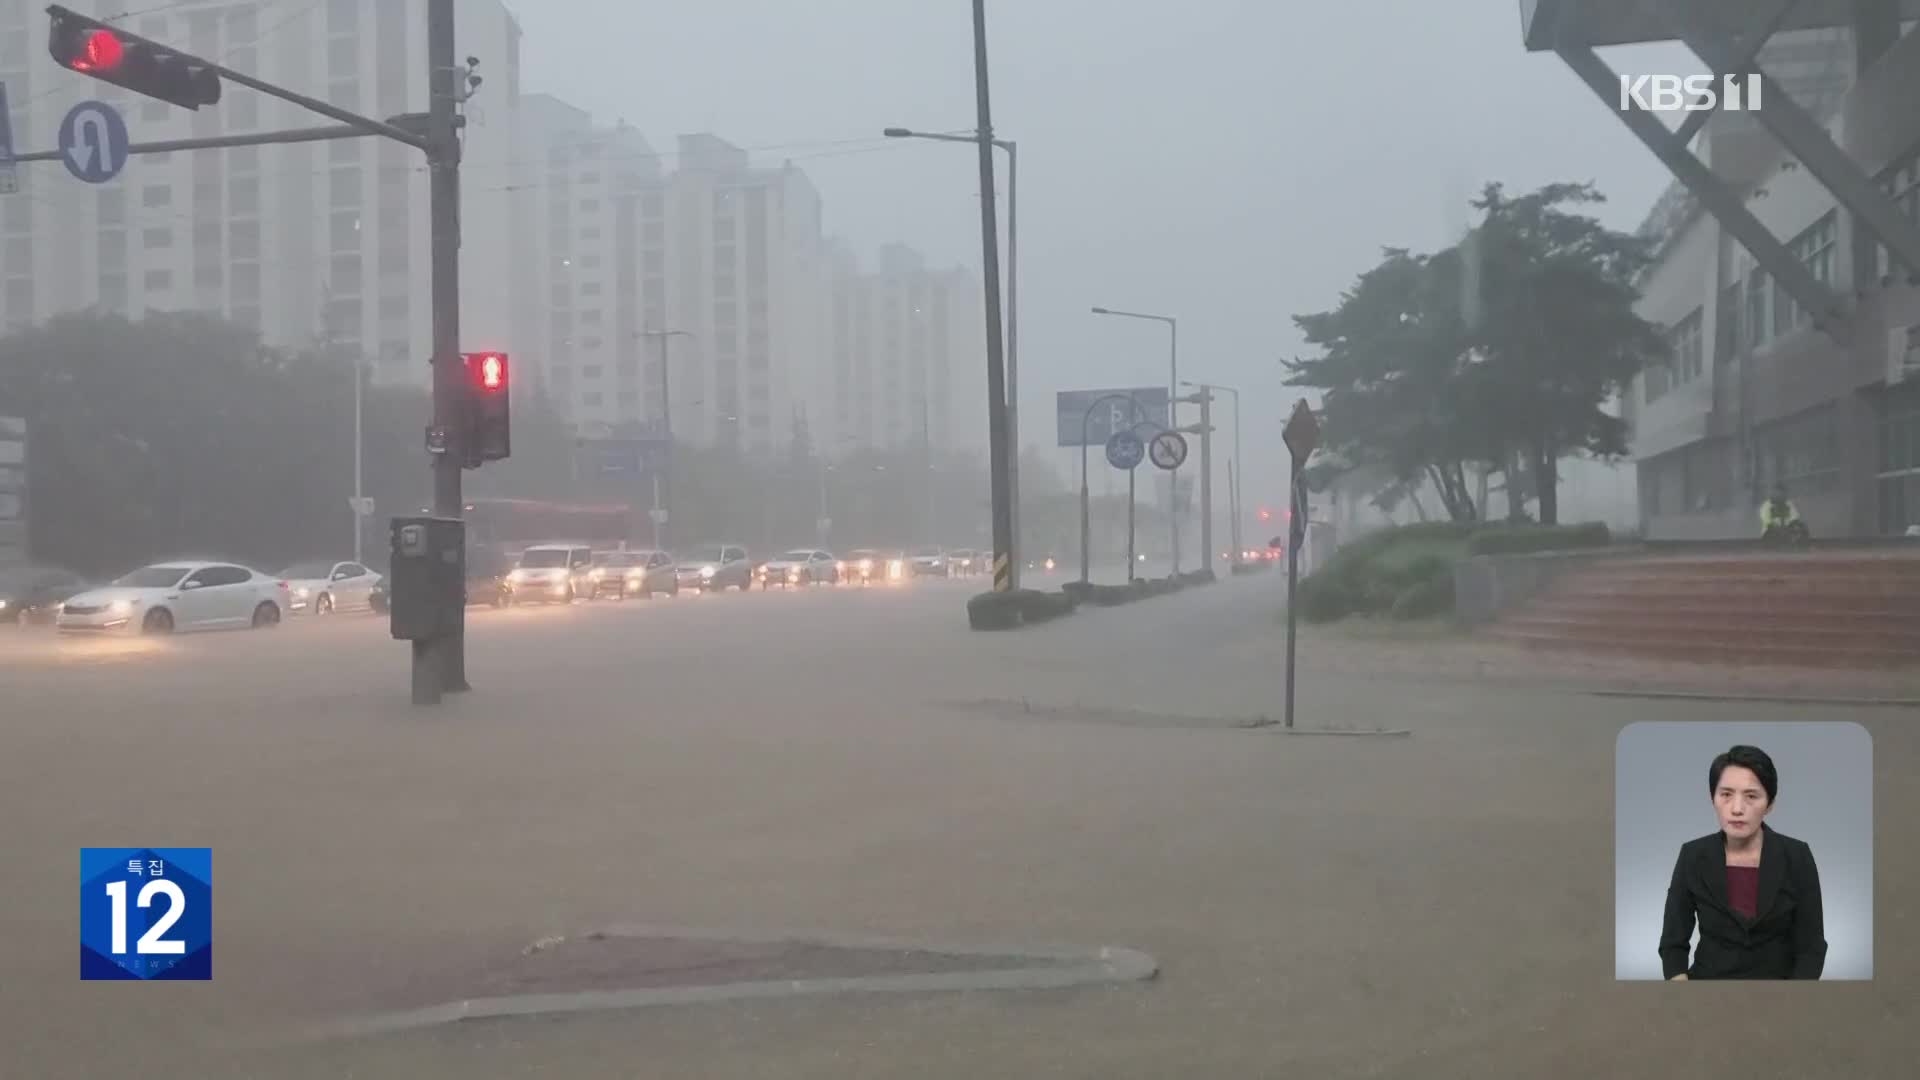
[589,568,605,580]
[294,587,310,598]
[0,599,9,610]
[700,566,716,579]
[858,560,873,572]
[836,561,846,573]
[787,568,801,580]
[108,600,133,615]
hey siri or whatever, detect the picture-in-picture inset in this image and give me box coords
[1615,721,1872,981]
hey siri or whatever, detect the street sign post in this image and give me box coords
[0,83,18,195]
[58,100,129,184]
[1281,399,1321,730]
[1056,387,1169,447]
[1148,429,1188,470]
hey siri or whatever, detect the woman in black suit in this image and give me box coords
[1660,745,1826,980]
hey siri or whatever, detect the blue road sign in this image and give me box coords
[1055,387,1169,447]
[60,100,129,184]
[1105,429,1145,470]
[0,82,18,194]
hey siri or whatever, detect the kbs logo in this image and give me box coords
[1618,74,1763,112]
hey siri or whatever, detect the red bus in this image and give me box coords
[462,498,635,555]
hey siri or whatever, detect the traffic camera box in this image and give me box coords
[388,516,464,640]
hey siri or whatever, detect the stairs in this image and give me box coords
[1488,552,1920,667]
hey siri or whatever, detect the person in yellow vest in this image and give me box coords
[1758,484,1803,538]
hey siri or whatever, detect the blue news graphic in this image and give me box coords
[79,848,211,980]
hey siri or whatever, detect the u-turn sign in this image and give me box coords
[60,100,129,184]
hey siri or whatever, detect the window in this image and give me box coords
[230,178,259,215]
[229,146,258,174]
[328,37,357,75]
[581,310,602,325]
[194,265,222,290]
[231,221,261,259]
[330,168,362,209]
[98,274,126,312]
[98,190,125,225]
[229,89,258,130]
[379,296,408,320]
[581,282,601,297]
[328,80,360,110]
[142,185,172,208]
[1716,283,1740,364]
[98,232,126,270]
[1878,146,1920,281]
[232,263,261,302]
[1773,213,1836,334]
[1744,268,1770,348]
[582,365,603,379]
[330,139,360,165]
[580,199,599,212]
[330,254,362,294]
[143,228,173,249]
[617,391,638,408]
[330,212,360,251]
[143,269,172,291]
[582,392,603,406]
[580,227,600,241]
[1755,405,1840,494]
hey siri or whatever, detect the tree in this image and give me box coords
[1463,182,1666,523]
[1287,182,1667,525]
[1287,247,1487,522]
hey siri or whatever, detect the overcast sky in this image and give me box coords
[507,0,1689,502]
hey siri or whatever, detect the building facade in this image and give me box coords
[1626,26,1920,539]
[822,240,984,460]
[0,0,526,383]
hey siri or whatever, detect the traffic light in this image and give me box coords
[48,9,222,110]
[462,352,511,466]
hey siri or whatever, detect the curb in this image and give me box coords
[294,924,1159,1043]
[1586,688,1920,708]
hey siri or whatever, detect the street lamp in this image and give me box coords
[1091,306,1181,573]
[638,328,692,549]
[883,125,1020,584]
[1184,380,1242,566]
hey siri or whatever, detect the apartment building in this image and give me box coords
[823,240,984,460]
[516,93,667,432]
[0,0,526,384]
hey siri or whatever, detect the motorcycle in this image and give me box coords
[1761,519,1810,546]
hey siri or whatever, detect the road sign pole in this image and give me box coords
[1285,461,1301,730]
[1280,399,1322,732]
[1127,467,1137,582]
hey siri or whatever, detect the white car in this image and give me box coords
[757,549,839,588]
[907,546,950,577]
[57,562,291,635]
[278,559,381,615]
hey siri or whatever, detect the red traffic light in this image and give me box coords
[1257,508,1272,522]
[48,10,221,110]
[470,351,510,388]
[69,28,125,72]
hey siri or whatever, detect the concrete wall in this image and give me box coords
[1453,547,1640,626]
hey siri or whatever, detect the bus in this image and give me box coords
[462,498,636,555]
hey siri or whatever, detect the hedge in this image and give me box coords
[1464,521,1612,556]
[1294,520,1611,624]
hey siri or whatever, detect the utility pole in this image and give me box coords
[1003,140,1019,587]
[969,0,1014,593]
[640,329,689,550]
[352,357,363,565]
[1194,386,1213,576]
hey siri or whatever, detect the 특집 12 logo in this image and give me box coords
[80,848,211,980]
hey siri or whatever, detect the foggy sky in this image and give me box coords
[509,0,1690,510]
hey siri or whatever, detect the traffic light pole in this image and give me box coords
[424,0,468,698]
